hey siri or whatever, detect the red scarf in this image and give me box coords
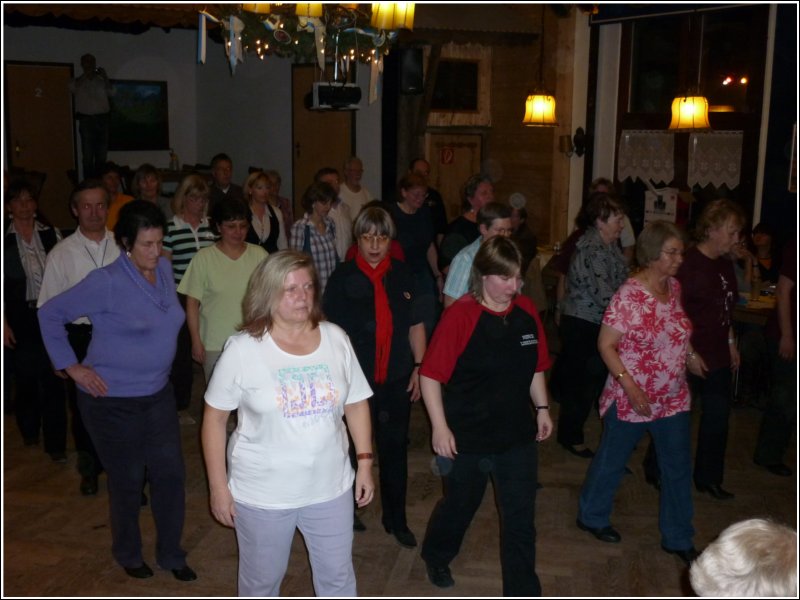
[356,252,393,384]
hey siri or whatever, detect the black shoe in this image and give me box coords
[124,563,154,579]
[353,513,366,532]
[645,473,661,491]
[661,545,699,566]
[425,563,454,588]
[576,518,621,543]
[171,565,197,581]
[755,461,792,477]
[80,475,98,496]
[560,442,594,459]
[384,525,417,548]
[695,483,734,500]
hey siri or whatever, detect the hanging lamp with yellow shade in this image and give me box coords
[371,2,415,31]
[668,17,711,131]
[668,94,711,131]
[522,4,557,127]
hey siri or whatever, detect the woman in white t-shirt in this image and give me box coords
[201,250,375,597]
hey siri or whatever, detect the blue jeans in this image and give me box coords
[578,404,694,551]
[421,441,542,597]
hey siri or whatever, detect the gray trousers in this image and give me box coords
[235,490,356,597]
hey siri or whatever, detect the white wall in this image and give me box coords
[3,23,381,196]
[3,25,199,171]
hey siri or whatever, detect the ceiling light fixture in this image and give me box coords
[522,4,557,127]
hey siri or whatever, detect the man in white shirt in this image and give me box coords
[70,53,113,178]
[315,167,353,261]
[38,180,120,497]
[339,157,374,217]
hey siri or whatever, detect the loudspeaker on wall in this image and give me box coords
[399,48,423,95]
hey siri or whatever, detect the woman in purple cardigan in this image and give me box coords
[38,201,196,582]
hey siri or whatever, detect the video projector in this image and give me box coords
[309,82,362,110]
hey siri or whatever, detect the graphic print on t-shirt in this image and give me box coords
[276,364,340,421]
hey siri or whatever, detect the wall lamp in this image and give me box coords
[559,127,586,158]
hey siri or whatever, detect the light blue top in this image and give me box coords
[443,236,482,301]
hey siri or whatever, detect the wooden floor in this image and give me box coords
[3,362,796,597]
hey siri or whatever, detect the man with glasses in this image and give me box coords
[443,203,513,307]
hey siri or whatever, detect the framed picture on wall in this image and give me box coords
[108,79,169,150]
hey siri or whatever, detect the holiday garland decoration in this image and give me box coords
[199,4,402,69]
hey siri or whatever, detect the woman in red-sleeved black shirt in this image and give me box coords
[418,236,552,596]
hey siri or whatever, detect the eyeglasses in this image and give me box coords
[359,233,390,244]
[661,249,685,257]
[315,198,333,205]
[283,282,314,297]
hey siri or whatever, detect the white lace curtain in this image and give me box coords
[687,131,743,189]
[617,129,743,189]
[617,130,674,185]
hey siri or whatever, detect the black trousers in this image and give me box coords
[66,324,103,476]
[754,338,796,465]
[11,305,66,453]
[421,442,542,597]
[78,384,187,569]
[77,113,109,178]
[645,367,733,486]
[369,376,413,531]
[169,294,193,411]
[555,315,606,447]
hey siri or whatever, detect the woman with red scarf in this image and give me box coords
[323,205,426,549]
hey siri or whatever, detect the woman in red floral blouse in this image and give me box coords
[576,221,705,566]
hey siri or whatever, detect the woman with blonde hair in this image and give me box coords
[202,250,374,596]
[163,174,217,410]
[244,170,287,253]
[677,199,745,500]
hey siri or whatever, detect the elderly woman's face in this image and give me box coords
[596,211,625,243]
[276,268,315,325]
[129,227,163,275]
[651,236,685,278]
[358,228,391,267]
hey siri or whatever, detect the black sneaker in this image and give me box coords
[425,563,454,588]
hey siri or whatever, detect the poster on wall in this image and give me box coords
[109,80,169,150]
[644,187,678,225]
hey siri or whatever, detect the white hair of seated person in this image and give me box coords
[690,518,797,597]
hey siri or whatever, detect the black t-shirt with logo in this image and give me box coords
[421,294,551,454]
